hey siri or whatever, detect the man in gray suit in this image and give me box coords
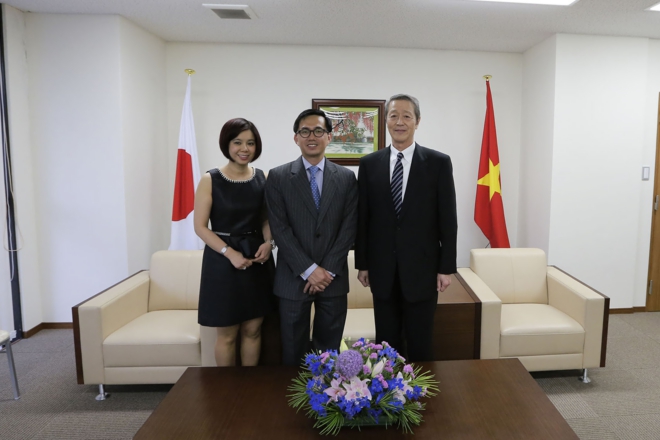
[265,109,358,366]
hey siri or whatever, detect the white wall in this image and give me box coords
[119,18,168,273]
[519,35,556,252]
[2,4,43,332]
[549,34,650,309]
[15,14,167,323]
[166,44,523,267]
[26,14,128,321]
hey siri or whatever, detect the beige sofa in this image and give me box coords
[73,250,215,399]
[73,250,376,398]
[335,251,376,340]
[457,248,609,382]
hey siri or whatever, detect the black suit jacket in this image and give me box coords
[355,144,457,302]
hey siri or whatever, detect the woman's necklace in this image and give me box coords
[219,165,255,183]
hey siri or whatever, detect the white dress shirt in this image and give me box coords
[389,142,415,202]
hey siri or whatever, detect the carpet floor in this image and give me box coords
[1,313,660,439]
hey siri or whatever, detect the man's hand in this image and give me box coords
[357,270,370,287]
[303,281,321,295]
[251,242,272,263]
[305,266,333,293]
[437,274,451,292]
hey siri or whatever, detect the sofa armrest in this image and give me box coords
[73,271,150,384]
[456,268,501,359]
[547,267,608,368]
[200,325,217,366]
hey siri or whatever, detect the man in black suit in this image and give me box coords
[355,94,457,362]
[266,109,358,366]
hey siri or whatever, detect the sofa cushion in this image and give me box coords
[343,309,376,341]
[347,252,374,309]
[103,310,201,367]
[149,250,203,311]
[471,248,548,304]
[499,304,584,357]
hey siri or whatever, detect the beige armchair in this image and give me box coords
[73,250,215,399]
[457,248,609,382]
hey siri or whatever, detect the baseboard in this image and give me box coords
[609,307,647,315]
[24,322,73,338]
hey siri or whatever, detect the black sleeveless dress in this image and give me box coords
[198,168,275,327]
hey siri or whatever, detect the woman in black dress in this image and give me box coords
[194,118,275,366]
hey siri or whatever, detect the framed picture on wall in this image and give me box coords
[312,99,386,166]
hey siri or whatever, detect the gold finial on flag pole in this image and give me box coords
[483,75,492,81]
[185,69,196,75]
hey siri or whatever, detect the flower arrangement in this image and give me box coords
[288,338,439,436]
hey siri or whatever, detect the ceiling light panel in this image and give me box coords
[468,0,579,5]
[648,2,660,11]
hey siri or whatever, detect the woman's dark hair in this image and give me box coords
[219,118,262,162]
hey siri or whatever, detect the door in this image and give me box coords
[646,93,660,311]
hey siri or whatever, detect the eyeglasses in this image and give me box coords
[296,128,329,138]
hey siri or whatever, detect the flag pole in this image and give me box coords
[483,75,492,81]
[169,67,203,250]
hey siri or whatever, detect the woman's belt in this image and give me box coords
[213,230,259,237]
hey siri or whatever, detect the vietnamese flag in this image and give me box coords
[474,80,510,248]
[169,75,203,250]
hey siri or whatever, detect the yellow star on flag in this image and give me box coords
[477,159,501,200]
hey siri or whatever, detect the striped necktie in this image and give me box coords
[391,152,404,217]
[309,165,321,210]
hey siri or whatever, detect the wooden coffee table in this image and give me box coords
[134,359,577,439]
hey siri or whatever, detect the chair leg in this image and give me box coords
[95,384,109,401]
[5,340,20,400]
[578,368,591,384]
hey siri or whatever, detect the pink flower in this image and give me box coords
[362,364,371,375]
[320,352,330,361]
[369,353,377,359]
[352,341,364,348]
[403,364,415,378]
[342,377,372,401]
[323,378,346,402]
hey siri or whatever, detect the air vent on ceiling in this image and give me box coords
[203,4,258,20]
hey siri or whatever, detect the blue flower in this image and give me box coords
[368,408,383,423]
[369,379,384,395]
[389,398,404,413]
[386,377,404,391]
[405,385,423,400]
[309,392,328,417]
[305,377,328,398]
[379,346,399,361]
[336,395,371,419]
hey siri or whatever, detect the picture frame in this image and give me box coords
[312,99,386,166]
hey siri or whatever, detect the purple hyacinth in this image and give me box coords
[336,350,363,378]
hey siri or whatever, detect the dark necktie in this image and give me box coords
[309,165,321,210]
[391,152,404,217]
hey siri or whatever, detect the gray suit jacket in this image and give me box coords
[265,157,358,300]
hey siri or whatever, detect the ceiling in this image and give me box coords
[6,0,660,53]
